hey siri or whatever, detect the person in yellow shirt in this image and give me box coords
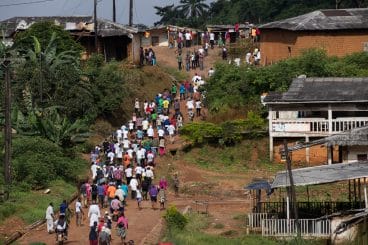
[162,98,170,115]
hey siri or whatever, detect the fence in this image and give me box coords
[261,218,331,237]
[247,213,278,228]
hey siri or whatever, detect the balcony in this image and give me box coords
[271,117,368,137]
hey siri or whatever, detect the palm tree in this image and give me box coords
[154,4,182,26]
[177,0,209,18]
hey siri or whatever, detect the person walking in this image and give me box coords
[177,52,182,71]
[89,221,98,245]
[116,213,128,243]
[75,198,84,226]
[45,202,55,233]
[149,184,159,209]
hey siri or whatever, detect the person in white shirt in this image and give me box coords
[128,121,134,131]
[129,176,139,199]
[145,167,154,185]
[88,202,101,227]
[142,119,149,133]
[137,146,146,165]
[147,125,154,139]
[186,98,194,111]
[116,129,122,143]
[127,148,134,159]
[209,32,215,48]
[167,124,176,144]
[122,129,128,140]
[125,166,133,185]
[134,165,144,183]
[195,100,202,117]
[91,162,98,180]
[146,151,155,165]
[185,31,191,47]
[107,151,115,163]
[208,67,215,77]
[75,198,84,226]
[45,202,54,233]
[158,128,165,139]
[122,139,130,150]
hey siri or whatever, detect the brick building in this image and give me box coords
[259,8,368,65]
[0,16,141,63]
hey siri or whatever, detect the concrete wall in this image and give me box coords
[141,29,168,47]
[260,29,368,65]
[346,145,368,163]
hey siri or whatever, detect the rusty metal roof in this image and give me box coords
[271,161,368,188]
[260,8,368,31]
[0,16,138,38]
[264,77,368,104]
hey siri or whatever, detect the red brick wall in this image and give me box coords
[260,29,368,65]
[273,139,339,166]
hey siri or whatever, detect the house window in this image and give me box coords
[364,42,368,52]
[357,154,367,161]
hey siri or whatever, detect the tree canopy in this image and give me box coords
[154,0,368,27]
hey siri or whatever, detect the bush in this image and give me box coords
[11,136,86,188]
[164,206,188,230]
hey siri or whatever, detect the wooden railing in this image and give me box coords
[261,218,331,237]
[271,118,368,134]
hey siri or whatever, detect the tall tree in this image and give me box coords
[177,0,209,18]
[154,4,182,26]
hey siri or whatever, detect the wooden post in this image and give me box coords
[94,0,98,51]
[3,60,11,186]
[129,0,133,26]
[364,177,367,209]
[284,140,300,237]
[359,178,362,208]
[112,0,116,22]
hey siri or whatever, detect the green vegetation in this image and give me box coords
[183,138,284,173]
[0,179,76,224]
[180,112,265,145]
[13,21,83,56]
[205,49,368,118]
[155,0,368,28]
[162,210,323,244]
[164,206,188,230]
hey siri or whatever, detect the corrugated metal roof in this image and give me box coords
[264,77,368,104]
[259,8,368,31]
[271,161,368,188]
[0,16,137,38]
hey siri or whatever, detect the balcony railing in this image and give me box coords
[271,118,368,134]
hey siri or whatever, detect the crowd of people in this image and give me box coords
[44,73,208,244]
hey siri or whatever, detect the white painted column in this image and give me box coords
[327,146,332,165]
[305,136,310,164]
[269,107,274,162]
[286,195,290,220]
[328,105,333,135]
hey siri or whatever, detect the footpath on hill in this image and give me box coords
[14,45,264,245]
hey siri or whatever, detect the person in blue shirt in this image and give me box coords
[121,182,129,206]
[179,83,186,101]
[97,184,105,208]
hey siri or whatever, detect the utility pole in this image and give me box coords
[284,140,300,237]
[94,0,98,51]
[129,0,133,26]
[2,59,11,186]
[112,0,116,22]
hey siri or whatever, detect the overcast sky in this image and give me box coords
[0,0,214,26]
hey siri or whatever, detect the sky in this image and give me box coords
[0,0,215,26]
